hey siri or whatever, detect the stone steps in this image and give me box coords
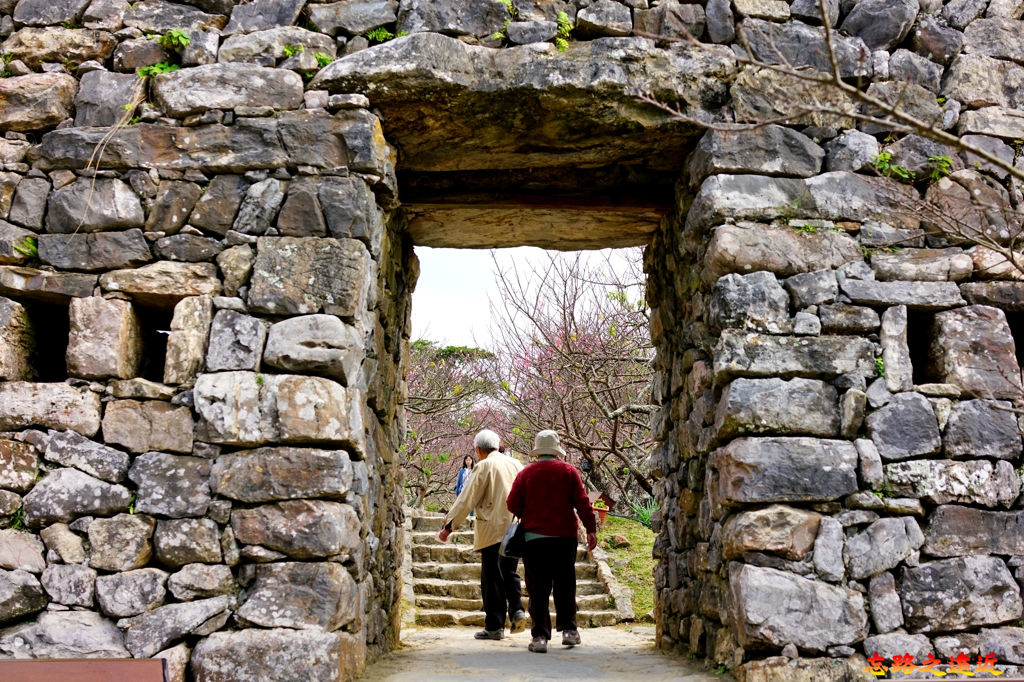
[406,511,628,629]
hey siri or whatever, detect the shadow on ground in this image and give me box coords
[360,626,732,681]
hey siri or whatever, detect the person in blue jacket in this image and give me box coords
[455,454,475,496]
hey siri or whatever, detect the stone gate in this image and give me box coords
[1,0,1024,680]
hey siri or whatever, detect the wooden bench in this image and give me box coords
[0,658,167,681]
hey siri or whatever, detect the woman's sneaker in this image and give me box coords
[528,636,548,653]
[561,629,582,647]
[474,629,503,640]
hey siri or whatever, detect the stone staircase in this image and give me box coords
[405,511,632,628]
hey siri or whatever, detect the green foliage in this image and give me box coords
[0,53,13,78]
[715,665,728,675]
[138,62,180,78]
[875,356,886,377]
[255,374,265,387]
[314,52,333,67]
[4,507,24,530]
[790,223,817,234]
[60,19,83,29]
[927,154,953,181]
[629,497,658,528]
[365,27,407,43]
[128,493,137,515]
[282,43,302,58]
[158,28,191,50]
[12,236,37,257]
[871,151,914,181]
[555,10,573,51]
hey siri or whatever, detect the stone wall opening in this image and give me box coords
[20,300,69,382]
[134,304,174,384]
[907,309,937,385]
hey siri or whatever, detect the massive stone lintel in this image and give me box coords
[311,33,736,173]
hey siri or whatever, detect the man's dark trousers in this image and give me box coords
[479,542,524,631]
[523,536,578,640]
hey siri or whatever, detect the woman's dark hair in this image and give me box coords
[463,455,474,468]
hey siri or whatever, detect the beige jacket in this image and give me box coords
[444,451,523,550]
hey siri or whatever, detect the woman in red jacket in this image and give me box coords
[506,430,598,654]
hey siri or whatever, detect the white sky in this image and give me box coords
[410,246,641,351]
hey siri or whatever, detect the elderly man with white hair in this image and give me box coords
[438,429,527,640]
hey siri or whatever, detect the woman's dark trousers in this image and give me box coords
[523,537,578,640]
[479,542,524,632]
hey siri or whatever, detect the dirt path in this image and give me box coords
[359,626,731,681]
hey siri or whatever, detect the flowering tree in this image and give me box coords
[488,249,656,509]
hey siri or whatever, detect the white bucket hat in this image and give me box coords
[531,430,566,457]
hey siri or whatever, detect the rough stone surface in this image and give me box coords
[102,400,193,454]
[715,437,859,505]
[263,315,364,385]
[231,500,361,559]
[729,563,868,652]
[844,517,925,580]
[0,610,128,657]
[152,64,303,117]
[884,459,1020,508]
[145,182,203,236]
[121,595,233,659]
[167,563,234,601]
[0,73,78,132]
[866,392,941,461]
[129,453,210,519]
[872,248,974,282]
[87,514,155,572]
[713,378,839,440]
[708,271,791,334]
[40,563,95,607]
[74,70,138,128]
[901,556,1022,633]
[194,371,364,450]
[812,516,844,582]
[222,0,304,34]
[23,468,130,526]
[46,178,144,233]
[190,175,248,235]
[192,629,361,682]
[100,262,222,307]
[233,178,285,237]
[206,310,268,372]
[236,561,358,630]
[0,568,47,626]
[0,297,32,381]
[154,518,222,568]
[689,126,823,184]
[164,295,213,386]
[0,383,101,436]
[39,523,84,564]
[211,447,353,503]
[66,296,142,380]
[840,279,966,309]
[925,506,1024,557]
[44,430,130,484]
[0,529,45,574]
[713,330,876,383]
[37,231,152,272]
[929,305,1022,399]
[95,567,167,618]
[721,505,821,561]
[868,573,904,634]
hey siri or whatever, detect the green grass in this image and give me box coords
[598,515,656,620]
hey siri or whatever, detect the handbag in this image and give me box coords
[499,517,526,558]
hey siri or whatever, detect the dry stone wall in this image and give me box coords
[0,2,415,680]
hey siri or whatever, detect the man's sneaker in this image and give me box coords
[561,629,582,647]
[528,636,548,653]
[474,629,503,640]
[509,610,528,634]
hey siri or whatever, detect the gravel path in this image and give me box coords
[359,626,731,681]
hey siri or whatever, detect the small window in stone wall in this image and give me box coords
[907,309,937,385]
[23,301,71,382]
[135,305,175,383]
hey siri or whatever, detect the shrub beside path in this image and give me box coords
[358,625,731,681]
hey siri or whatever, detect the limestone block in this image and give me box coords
[884,459,1020,508]
[737,18,868,77]
[41,563,96,608]
[39,522,85,564]
[0,296,32,381]
[688,126,822,186]
[154,518,222,568]
[247,237,371,318]
[237,562,358,630]
[715,437,859,505]
[144,181,203,235]
[22,468,129,527]
[194,371,364,451]
[95,567,167,618]
[713,378,839,440]
[189,175,248,235]
[945,399,1022,459]
[206,310,268,372]
[121,0,227,32]
[925,505,1024,557]
[100,262,222,307]
[0,610,128,657]
[965,17,1024,62]
[825,130,879,173]
[87,513,155,571]
[219,26,336,62]
[0,72,78,132]
[232,177,285,236]
[702,223,861,283]
[969,246,1024,281]
[0,569,47,626]
[864,632,930,660]
[66,296,142,380]
[121,596,233,659]
[192,629,365,682]
[308,1,395,36]
[276,177,327,237]
[8,177,50,230]
[812,516,844,582]
[319,176,380,246]
[46,178,144,234]
[868,573,904,634]
[164,294,213,386]
[959,106,1024,139]
[819,304,880,333]
[729,563,868,652]
[712,330,876,383]
[152,63,303,117]
[37,231,152,271]
[0,529,45,573]
[840,279,965,309]
[0,383,100,436]
[979,628,1024,665]
[210,447,353,503]
[263,314,364,384]
[872,248,974,282]
[844,517,924,580]
[946,54,1024,109]
[215,245,254,298]
[721,505,821,561]
[129,453,210,519]
[167,564,234,601]
[12,0,91,26]
[929,305,1022,399]
[0,221,35,266]
[222,0,304,33]
[902,556,1022,633]
[231,500,361,559]
[709,271,791,334]
[82,0,129,30]
[880,306,913,393]
[74,70,138,127]
[0,266,97,304]
[102,400,193,454]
